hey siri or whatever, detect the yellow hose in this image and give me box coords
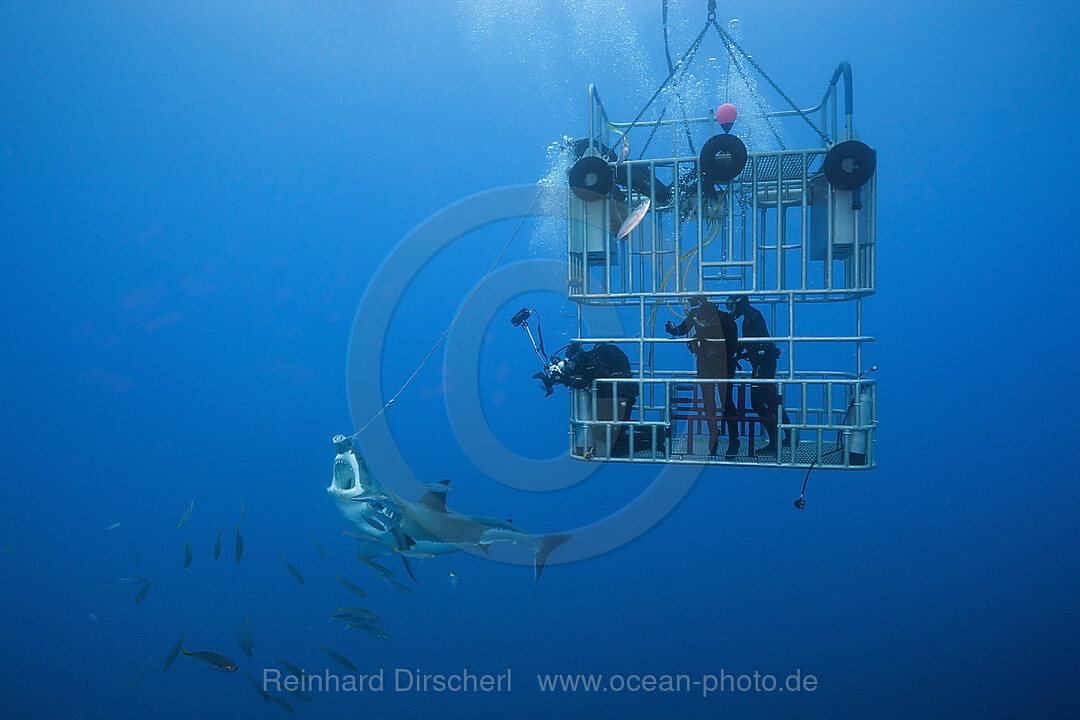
[643,217,721,335]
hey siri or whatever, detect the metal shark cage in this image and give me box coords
[563,65,877,470]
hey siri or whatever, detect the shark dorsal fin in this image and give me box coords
[417,492,447,512]
[417,479,451,512]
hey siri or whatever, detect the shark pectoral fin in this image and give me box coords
[417,492,448,512]
[388,527,410,553]
[533,533,572,595]
[401,555,420,585]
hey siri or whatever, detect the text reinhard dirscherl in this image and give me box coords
[263,668,512,693]
[262,668,819,698]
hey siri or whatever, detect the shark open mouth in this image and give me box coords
[332,454,359,493]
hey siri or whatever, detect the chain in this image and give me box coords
[625,20,710,138]
[714,27,787,150]
[712,20,828,144]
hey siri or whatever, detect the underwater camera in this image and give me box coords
[509,306,573,397]
[533,357,571,398]
[510,307,532,327]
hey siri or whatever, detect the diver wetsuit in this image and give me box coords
[734,301,791,451]
[561,343,637,456]
[668,301,740,456]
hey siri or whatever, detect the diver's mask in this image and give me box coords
[686,294,708,314]
[726,295,751,317]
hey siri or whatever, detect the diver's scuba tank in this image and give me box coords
[573,386,594,457]
[847,384,871,466]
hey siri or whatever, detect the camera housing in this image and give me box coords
[510,308,532,327]
[533,358,568,397]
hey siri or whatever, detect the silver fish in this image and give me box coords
[235,631,253,658]
[176,500,194,530]
[131,655,152,689]
[239,616,255,649]
[359,554,394,577]
[310,535,327,558]
[181,648,238,672]
[319,643,356,671]
[350,622,392,641]
[287,686,313,702]
[134,576,152,603]
[344,530,379,543]
[280,554,305,585]
[269,694,295,714]
[163,632,184,673]
[336,575,367,597]
[337,605,381,622]
[246,672,272,702]
[380,575,414,595]
[235,525,244,564]
[616,198,650,240]
[274,656,306,680]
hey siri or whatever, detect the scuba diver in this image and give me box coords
[542,342,638,456]
[727,295,792,455]
[513,307,657,458]
[665,295,740,457]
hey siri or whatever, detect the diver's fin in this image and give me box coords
[417,492,447,512]
[533,533,572,595]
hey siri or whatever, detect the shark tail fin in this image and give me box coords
[532,533,571,594]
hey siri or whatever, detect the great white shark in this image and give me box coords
[327,435,570,593]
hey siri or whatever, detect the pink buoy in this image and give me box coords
[715,103,738,132]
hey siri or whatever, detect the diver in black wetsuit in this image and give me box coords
[665,295,740,457]
[557,343,638,455]
[727,295,792,454]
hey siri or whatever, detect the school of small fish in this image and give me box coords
[79,493,440,713]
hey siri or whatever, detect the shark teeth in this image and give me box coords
[333,458,356,491]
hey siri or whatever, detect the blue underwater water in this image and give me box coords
[2,2,1079,718]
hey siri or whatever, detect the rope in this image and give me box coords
[661,0,698,156]
[350,187,542,440]
[662,0,675,74]
[637,23,708,159]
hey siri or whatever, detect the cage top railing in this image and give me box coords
[567,289,876,303]
[588,62,856,152]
